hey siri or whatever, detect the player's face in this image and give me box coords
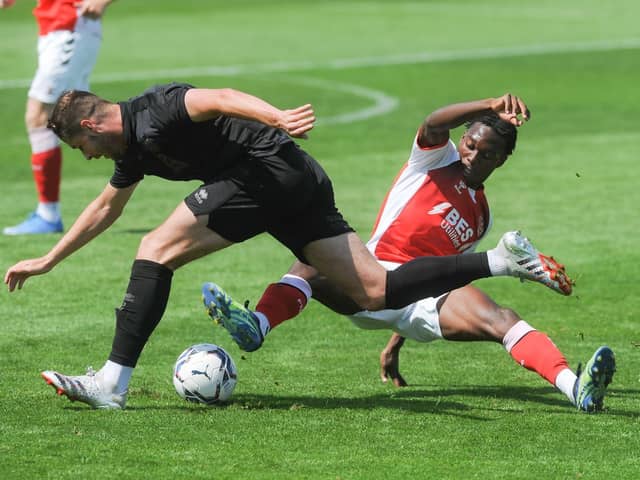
[458,123,508,188]
[68,131,125,161]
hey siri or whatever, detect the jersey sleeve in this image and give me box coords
[407,135,459,170]
[108,83,194,188]
[110,161,144,189]
[145,82,194,131]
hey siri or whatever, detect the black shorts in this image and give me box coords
[184,142,354,262]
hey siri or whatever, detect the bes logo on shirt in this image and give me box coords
[441,208,473,247]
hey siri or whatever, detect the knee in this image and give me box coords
[25,102,49,129]
[352,284,387,312]
[486,306,520,340]
[137,231,168,264]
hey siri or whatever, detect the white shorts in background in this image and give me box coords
[349,293,445,343]
[29,16,102,104]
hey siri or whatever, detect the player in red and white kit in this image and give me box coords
[2,0,115,235]
[204,94,615,413]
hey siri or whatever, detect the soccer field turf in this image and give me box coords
[1,1,639,478]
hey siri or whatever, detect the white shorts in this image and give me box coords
[349,294,445,343]
[28,16,102,104]
[348,260,445,342]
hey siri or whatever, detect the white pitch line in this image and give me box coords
[287,76,399,125]
[1,38,639,90]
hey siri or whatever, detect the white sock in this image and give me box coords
[36,202,61,223]
[100,360,134,394]
[486,248,509,276]
[253,311,271,338]
[502,320,536,352]
[279,274,312,301]
[250,274,312,338]
[555,368,578,405]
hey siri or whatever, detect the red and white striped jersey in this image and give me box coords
[33,0,79,35]
[367,136,491,263]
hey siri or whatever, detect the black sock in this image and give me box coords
[108,259,174,367]
[385,253,490,309]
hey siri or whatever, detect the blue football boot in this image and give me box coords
[573,346,616,413]
[3,211,63,235]
[202,282,264,352]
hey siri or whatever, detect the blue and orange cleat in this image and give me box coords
[573,346,616,413]
[202,282,264,352]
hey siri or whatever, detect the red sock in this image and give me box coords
[509,331,569,386]
[255,283,308,330]
[32,146,62,202]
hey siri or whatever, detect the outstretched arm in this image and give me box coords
[184,88,316,139]
[4,182,137,291]
[418,93,530,147]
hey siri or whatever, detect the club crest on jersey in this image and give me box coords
[453,179,467,195]
[195,188,209,205]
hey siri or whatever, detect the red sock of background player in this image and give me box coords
[252,274,311,337]
[30,126,62,222]
[503,320,577,404]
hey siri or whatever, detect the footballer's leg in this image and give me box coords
[429,286,579,406]
[42,202,232,408]
[437,287,577,403]
[4,100,63,235]
[304,230,556,310]
[109,201,231,367]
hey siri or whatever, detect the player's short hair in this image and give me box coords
[47,90,111,142]
[465,112,517,156]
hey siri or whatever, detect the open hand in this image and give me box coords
[77,0,112,19]
[278,104,315,139]
[5,257,53,292]
[491,93,530,126]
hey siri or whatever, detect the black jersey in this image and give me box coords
[110,83,293,188]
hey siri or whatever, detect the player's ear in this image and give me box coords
[80,119,96,132]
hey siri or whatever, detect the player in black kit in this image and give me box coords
[4,83,568,408]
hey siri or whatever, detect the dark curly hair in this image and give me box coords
[465,112,517,156]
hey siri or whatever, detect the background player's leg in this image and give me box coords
[4,100,63,235]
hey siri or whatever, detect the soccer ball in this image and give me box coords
[173,343,237,405]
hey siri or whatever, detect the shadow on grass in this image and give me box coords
[88,385,639,419]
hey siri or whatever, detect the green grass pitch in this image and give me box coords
[1,0,639,478]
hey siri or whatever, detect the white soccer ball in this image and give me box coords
[173,343,237,405]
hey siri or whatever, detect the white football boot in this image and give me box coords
[41,367,127,409]
[495,231,573,295]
